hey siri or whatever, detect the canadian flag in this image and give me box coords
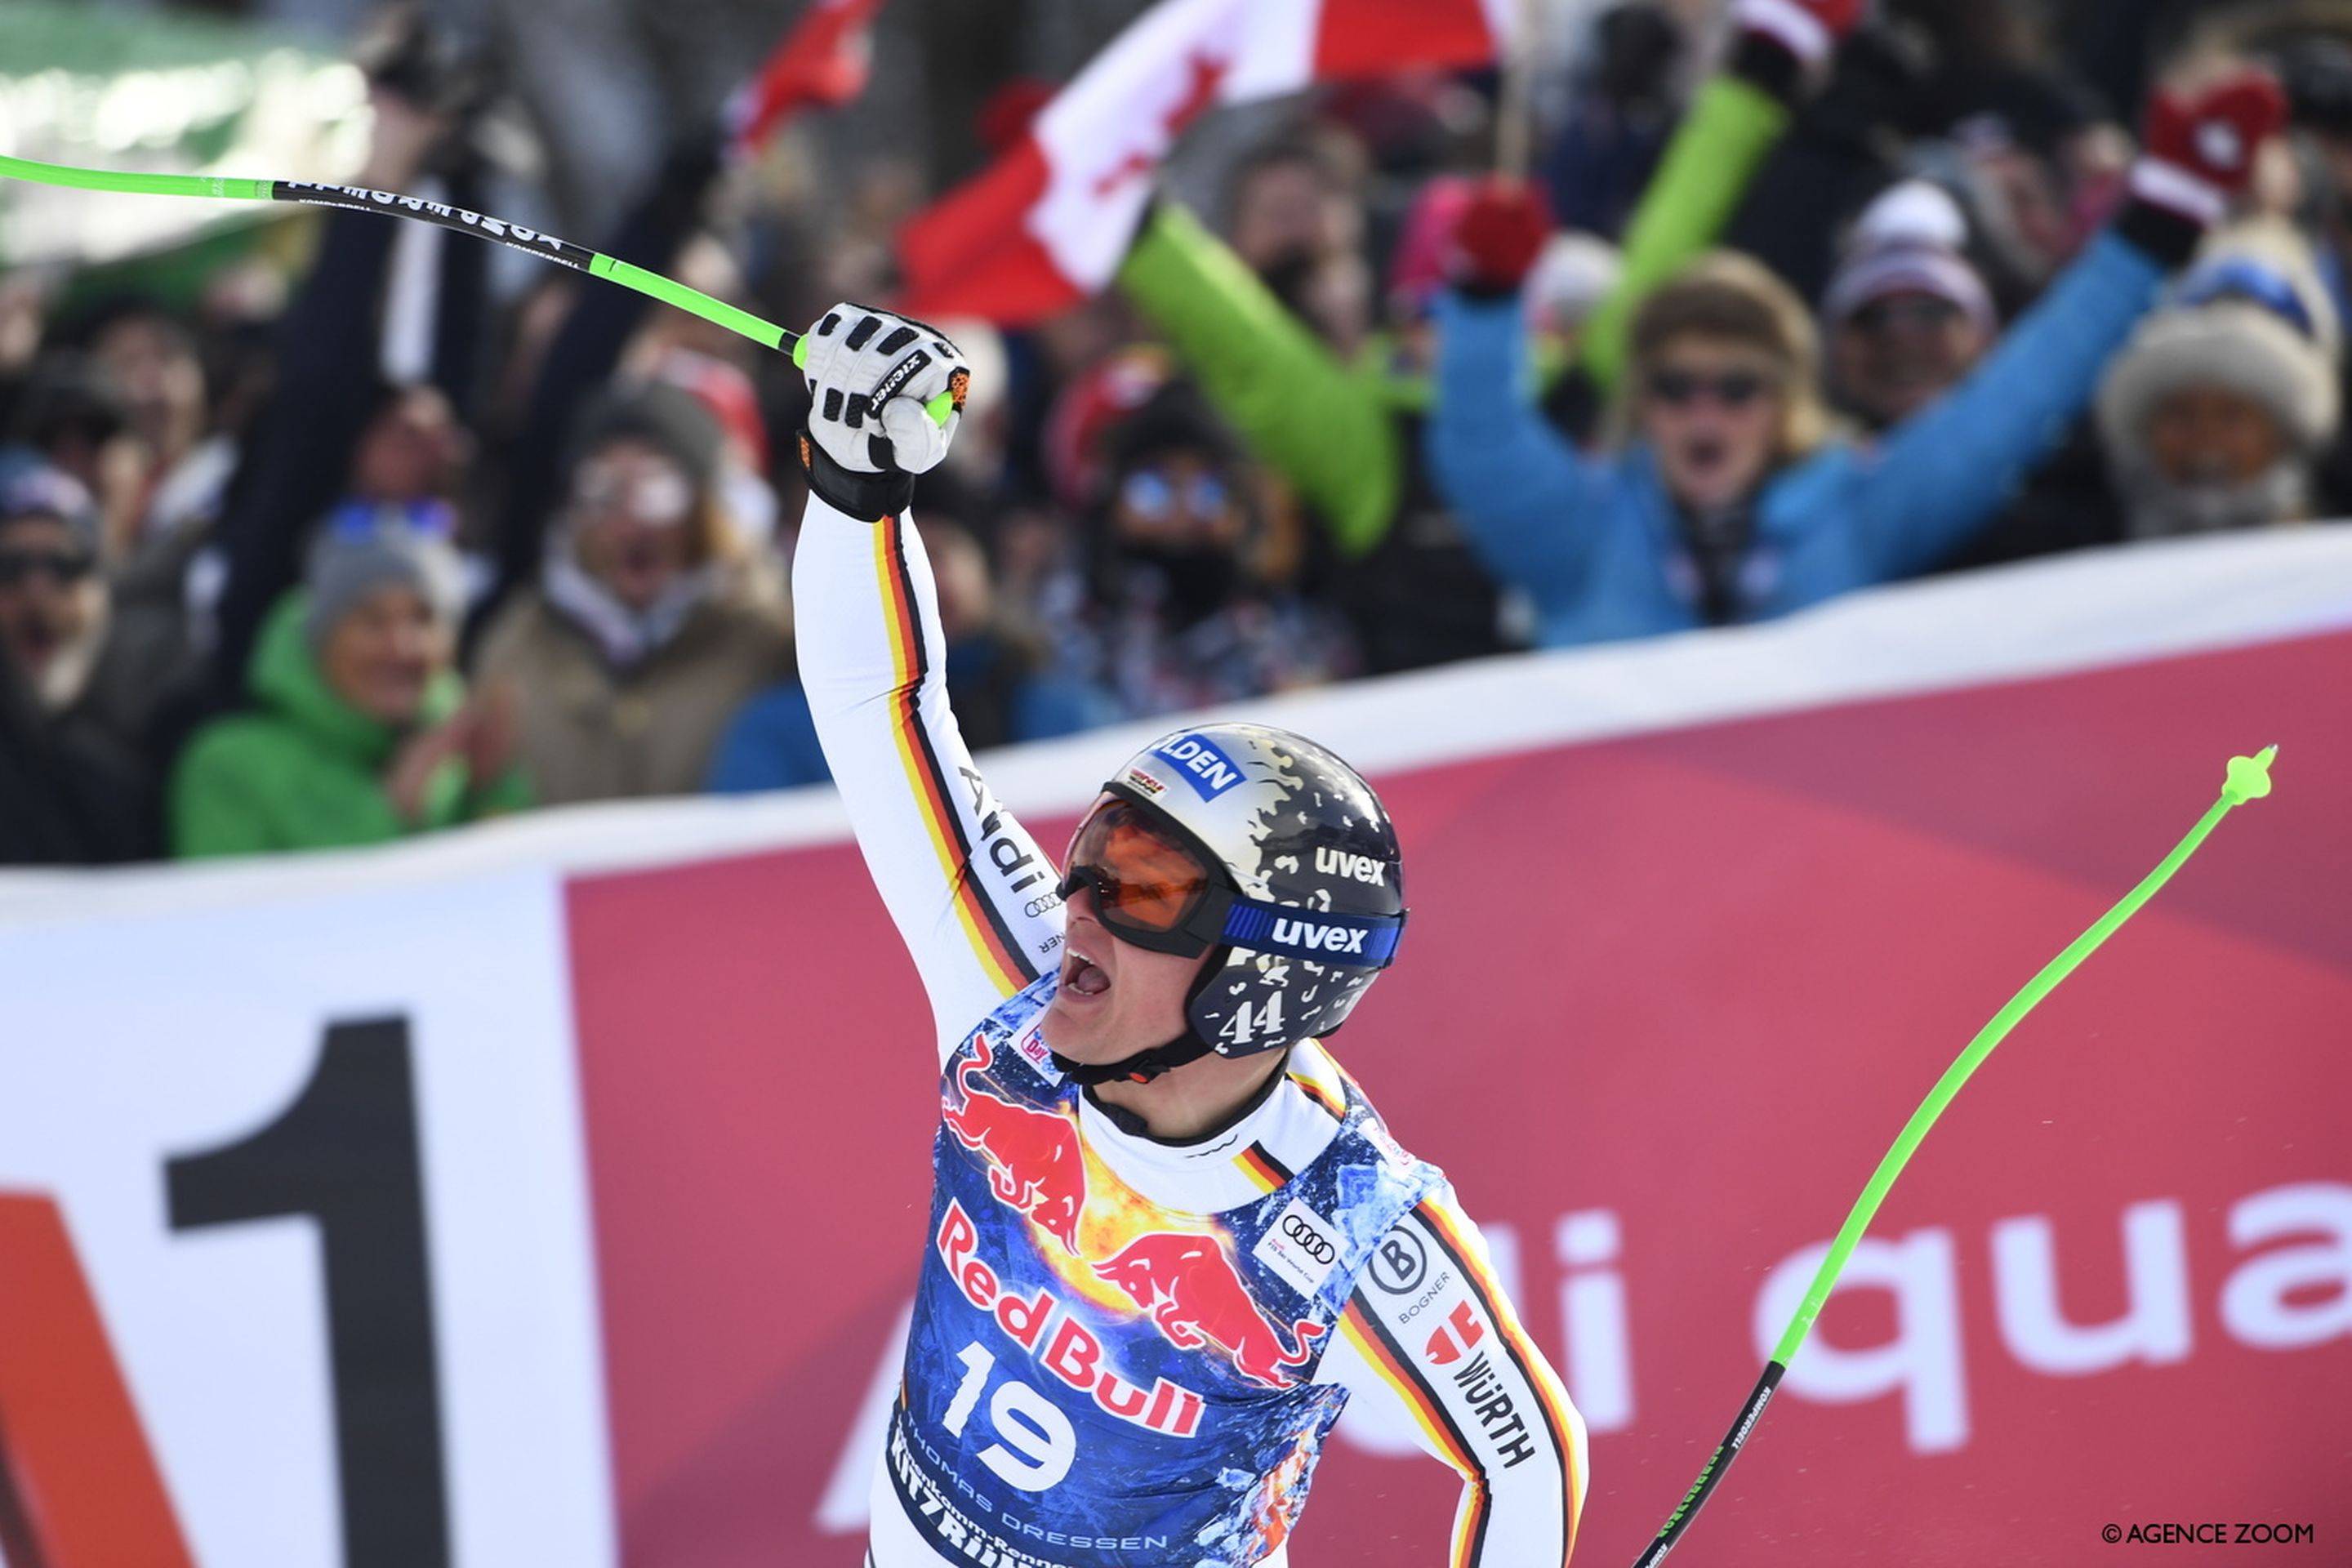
[727,0,885,157]
[898,0,1513,323]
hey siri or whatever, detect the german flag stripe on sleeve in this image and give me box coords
[1339,1303,1493,1568]
[871,515,1036,999]
[1416,1200,1585,1561]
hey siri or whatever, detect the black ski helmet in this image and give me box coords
[1102,722,1407,1056]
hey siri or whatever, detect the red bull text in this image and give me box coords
[938,1200,1205,1438]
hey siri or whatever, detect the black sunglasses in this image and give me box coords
[1849,294,1965,336]
[1645,368,1771,409]
[0,548,96,587]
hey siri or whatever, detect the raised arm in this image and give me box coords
[1425,292,1612,626]
[1323,1187,1588,1566]
[479,135,726,629]
[1844,69,2287,577]
[791,306,1064,1063]
[1116,203,1401,557]
[1578,0,1860,394]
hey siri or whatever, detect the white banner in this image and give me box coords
[0,871,612,1568]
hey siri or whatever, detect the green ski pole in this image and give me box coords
[1632,746,2279,1566]
[0,153,960,423]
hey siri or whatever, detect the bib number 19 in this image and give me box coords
[941,1341,1074,1490]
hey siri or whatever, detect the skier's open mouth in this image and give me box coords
[1062,950,1111,997]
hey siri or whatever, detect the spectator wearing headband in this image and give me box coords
[171,504,526,858]
[0,457,127,743]
[2097,223,2344,537]
[0,455,158,862]
[474,383,791,804]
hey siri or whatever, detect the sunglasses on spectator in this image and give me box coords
[1849,294,1965,335]
[1120,469,1231,524]
[1644,368,1774,409]
[573,462,694,527]
[0,547,97,587]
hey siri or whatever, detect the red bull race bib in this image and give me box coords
[890,975,1438,1566]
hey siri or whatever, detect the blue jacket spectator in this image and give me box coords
[1423,59,2299,649]
[1428,227,2175,648]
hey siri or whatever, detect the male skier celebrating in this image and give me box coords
[793,303,1584,1567]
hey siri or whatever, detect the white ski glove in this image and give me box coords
[794,302,969,519]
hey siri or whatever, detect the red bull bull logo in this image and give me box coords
[1096,1232,1327,1389]
[942,1035,1087,1252]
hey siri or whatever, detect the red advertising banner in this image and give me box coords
[571,630,2352,1566]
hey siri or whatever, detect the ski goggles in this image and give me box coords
[1058,792,1405,968]
[1059,797,1223,956]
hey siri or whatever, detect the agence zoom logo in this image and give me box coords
[2103,1522,2315,1547]
[1280,1214,1337,1265]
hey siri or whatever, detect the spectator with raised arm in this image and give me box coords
[1111,0,1862,675]
[1428,65,2287,648]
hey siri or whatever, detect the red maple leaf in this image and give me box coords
[1091,51,1232,199]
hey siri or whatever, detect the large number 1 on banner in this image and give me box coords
[167,1016,452,1568]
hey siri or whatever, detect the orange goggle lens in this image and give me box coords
[1063,800,1214,934]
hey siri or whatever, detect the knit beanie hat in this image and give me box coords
[2098,222,2342,464]
[302,499,466,654]
[1822,182,1998,339]
[563,381,724,498]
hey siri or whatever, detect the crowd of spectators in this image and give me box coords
[3,0,2345,866]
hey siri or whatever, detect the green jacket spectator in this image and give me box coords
[172,512,528,857]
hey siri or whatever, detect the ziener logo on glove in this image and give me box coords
[871,348,934,408]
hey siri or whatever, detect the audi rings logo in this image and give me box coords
[1281,1214,1337,1265]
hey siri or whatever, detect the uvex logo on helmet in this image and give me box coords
[1269,917,1370,956]
[1315,847,1387,885]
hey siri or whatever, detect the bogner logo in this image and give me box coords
[1271,917,1368,956]
[1315,848,1386,885]
[1152,735,1243,800]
